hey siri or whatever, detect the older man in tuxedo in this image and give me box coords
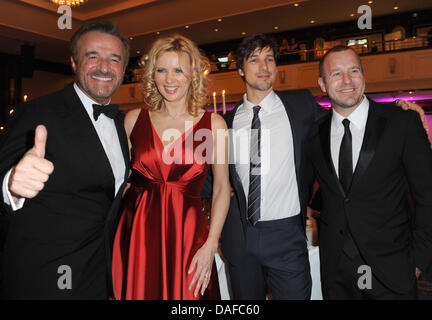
[310,45,432,299]
[0,22,130,299]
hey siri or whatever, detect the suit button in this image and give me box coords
[339,230,344,235]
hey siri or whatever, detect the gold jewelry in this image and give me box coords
[163,105,188,120]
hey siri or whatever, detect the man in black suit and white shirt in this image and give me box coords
[202,35,425,300]
[0,22,130,299]
[310,45,432,299]
[208,34,328,300]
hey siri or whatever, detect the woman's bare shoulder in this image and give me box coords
[124,107,144,135]
[210,112,228,130]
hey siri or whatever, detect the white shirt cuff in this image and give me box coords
[2,169,25,211]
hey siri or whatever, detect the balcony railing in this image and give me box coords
[124,36,432,83]
[209,36,432,72]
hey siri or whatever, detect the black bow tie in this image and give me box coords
[92,103,120,121]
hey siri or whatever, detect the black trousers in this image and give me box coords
[227,215,311,300]
[322,242,417,300]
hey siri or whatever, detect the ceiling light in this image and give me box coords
[241,32,246,35]
[218,18,222,22]
[214,28,219,32]
[310,19,316,24]
[393,3,399,10]
[156,31,160,35]
[294,3,299,7]
[350,13,355,17]
[274,26,279,30]
[368,0,373,4]
[51,0,87,7]
[185,25,190,29]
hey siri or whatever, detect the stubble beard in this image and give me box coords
[330,93,364,111]
[248,78,274,93]
[76,71,122,104]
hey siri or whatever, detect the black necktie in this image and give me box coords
[339,119,353,194]
[248,106,261,225]
[92,103,120,121]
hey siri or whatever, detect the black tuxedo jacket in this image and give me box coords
[0,85,130,299]
[308,99,432,294]
[202,89,327,265]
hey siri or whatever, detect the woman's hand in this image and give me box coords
[186,112,229,297]
[187,240,218,297]
[395,100,428,132]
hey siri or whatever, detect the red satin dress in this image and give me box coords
[112,109,220,300]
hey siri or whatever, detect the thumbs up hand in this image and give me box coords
[8,125,55,200]
[32,124,48,158]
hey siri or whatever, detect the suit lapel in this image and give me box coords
[351,100,386,189]
[319,114,335,174]
[318,114,347,196]
[315,99,387,196]
[113,113,130,181]
[225,102,248,219]
[275,91,301,173]
[59,85,116,199]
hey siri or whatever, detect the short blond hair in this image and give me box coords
[141,35,209,115]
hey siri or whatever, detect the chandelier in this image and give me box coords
[51,0,87,7]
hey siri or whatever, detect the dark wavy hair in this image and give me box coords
[70,21,130,67]
[235,34,279,73]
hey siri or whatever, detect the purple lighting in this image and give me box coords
[316,89,432,109]
[206,90,432,114]
[372,95,429,103]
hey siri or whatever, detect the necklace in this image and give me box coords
[163,107,188,120]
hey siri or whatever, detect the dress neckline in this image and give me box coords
[147,109,208,151]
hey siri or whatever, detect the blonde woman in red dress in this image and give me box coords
[112,35,230,300]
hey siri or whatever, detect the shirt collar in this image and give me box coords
[73,83,111,115]
[332,95,369,131]
[241,90,276,114]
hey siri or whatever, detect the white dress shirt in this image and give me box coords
[232,90,300,221]
[330,96,369,176]
[2,83,125,211]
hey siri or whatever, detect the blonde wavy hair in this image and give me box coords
[140,35,210,116]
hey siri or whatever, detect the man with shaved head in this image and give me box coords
[311,45,432,299]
